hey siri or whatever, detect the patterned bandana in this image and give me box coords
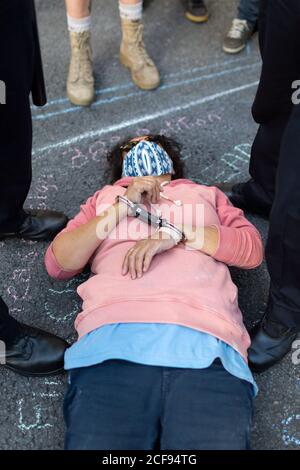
[122,140,174,177]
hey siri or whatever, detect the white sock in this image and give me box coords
[67,14,91,33]
[119,1,143,21]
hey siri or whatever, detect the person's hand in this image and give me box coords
[124,176,163,204]
[122,232,176,279]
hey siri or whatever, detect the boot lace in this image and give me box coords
[72,32,93,82]
[134,25,154,67]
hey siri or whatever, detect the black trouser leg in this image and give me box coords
[0,295,20,345]
[0,0,34,231]
[250,0,300,329]
[265,103,300,329]
[244,112,290,211]
[244,0,300,209]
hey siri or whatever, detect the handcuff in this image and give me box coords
[116,195,186,244]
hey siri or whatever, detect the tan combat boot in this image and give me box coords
[120,19,160,90]
[67,31,94,106]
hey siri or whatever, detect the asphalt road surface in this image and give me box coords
[0,0,299,450]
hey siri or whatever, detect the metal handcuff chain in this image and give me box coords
[116,195,186,244]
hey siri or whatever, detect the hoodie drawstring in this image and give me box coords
[159,180,182,206]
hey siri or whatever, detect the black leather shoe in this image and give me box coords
[248,317,298,373]
[0,209,68,242]
[214,182,271,218]
[2,323,68,377]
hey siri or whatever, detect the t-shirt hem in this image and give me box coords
[64,350,258,396]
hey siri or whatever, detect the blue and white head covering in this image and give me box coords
[122,140,174,177]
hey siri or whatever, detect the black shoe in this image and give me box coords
[185,0,209,23]
[0,209,68,242]
[214,181,271,218]
[2,322,68,377]
[248,317,298,373]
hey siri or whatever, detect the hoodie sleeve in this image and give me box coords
[210,187,264,269]
[45,190,103,280]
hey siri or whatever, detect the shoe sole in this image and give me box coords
[222,43,247,54]
[67,90,94,107]
[2,364,65,377]
[119,53,160,91]
[185,11,209,23]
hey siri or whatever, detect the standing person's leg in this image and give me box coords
[266,104,300,330]
[225,0,300,218]
[244,0,300,372]
[119,0,160,90]
[66,0,94,106]
[241,111,290,216]
[160,360,254,450]
[66,0,90,17]
[0,0,67,240]
[0,0,69,374]
[243,0,300,212]
[223,0,260,54]
[237,0,260,26]
[248,102,300,372]
[0,296,20,346]
[0,0,33,232]
[64,360,162,450]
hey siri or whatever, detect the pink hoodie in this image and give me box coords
[45,178,264,361]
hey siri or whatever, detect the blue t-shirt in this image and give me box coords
[65,323,258,396]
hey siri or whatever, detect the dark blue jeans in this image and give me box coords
[238,0,260,26]
[64,359,254,450]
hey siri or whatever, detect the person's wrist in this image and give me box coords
[160,221,185,244]
[158,226,182,245]
[152,230,177,249]
[183,225,197,243]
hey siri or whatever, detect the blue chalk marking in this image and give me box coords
[32,55,258,110]
[17,399,53,432]
[32,62,260,121]
[282,414,300,446]
[33,80,259,155]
